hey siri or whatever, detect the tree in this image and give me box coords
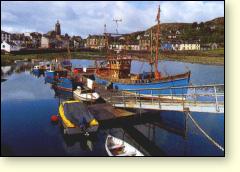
[192,22,198,28]
[199,22,204,28]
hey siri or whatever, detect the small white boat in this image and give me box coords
[33,65,39,70]
[105,135,144,156]
[73,86,100,102]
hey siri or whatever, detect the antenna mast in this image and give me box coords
[113,18,122,34]
[104,24,109,50]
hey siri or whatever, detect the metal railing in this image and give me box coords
[100,84,224,113]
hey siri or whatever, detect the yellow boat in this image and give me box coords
[59,100,99,135]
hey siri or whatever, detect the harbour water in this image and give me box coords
[1,59,224,156]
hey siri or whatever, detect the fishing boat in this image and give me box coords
[58,100,99,135]
[105,135,144,156]
[61,60,72,71]
[45,68,68,84]
[53,76,83,92]
[32,65,40,73]
[60,46,72,71]
[73,86,100,102]
[53,77,73,92]
[32,61,50,74]
[95,6,190,97]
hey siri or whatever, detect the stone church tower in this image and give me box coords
[55,20,61,35]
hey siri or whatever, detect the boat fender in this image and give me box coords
[51,115,59,123]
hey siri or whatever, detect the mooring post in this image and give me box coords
[122,91,126,108]
[170,87,173,102]
[194,87,197,105]
[158,95,161,109]
[151,90,153,104]
[183,108,189,140]
[182,87,185,110]
[214,85,219,112]
[135,91,137,104]
[139,92,142,117]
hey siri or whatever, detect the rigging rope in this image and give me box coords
[186,111,224,152]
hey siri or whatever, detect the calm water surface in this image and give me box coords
[1,59,224,156]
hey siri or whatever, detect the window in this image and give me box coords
[2,45,5,48]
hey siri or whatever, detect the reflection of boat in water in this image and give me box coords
[59,100,99,135]
[105,135,144,156]
[73,86,100,102]
[95,6,190,96]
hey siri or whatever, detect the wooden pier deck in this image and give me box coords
[88,103,136,122]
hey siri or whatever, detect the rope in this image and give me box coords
[186,111,224,152]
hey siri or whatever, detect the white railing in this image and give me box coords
[102,84,224,113]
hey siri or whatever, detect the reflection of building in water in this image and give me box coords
[1,65,15,76]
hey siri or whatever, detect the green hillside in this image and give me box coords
[141,17,224,44]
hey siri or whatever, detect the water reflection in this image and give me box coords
[1,59,224,156]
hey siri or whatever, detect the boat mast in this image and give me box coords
[67,43,71,59]
[154,5,161,80]
[104,24,109,56]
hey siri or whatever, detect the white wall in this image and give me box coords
[41,37,49,48]
[1,41,11,52]
[1,41,21,52]
[178,44,201,51]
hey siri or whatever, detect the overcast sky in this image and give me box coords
[1,1,224,38]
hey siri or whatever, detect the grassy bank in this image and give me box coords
[1,51,106,66]
[1,49,224,66]
[150,48,224,65]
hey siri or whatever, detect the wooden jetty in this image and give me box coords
[88,103,136,123]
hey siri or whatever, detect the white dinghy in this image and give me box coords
[105,135,144,156]
[73,86,100,102]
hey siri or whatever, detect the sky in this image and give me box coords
[1,1,224,38]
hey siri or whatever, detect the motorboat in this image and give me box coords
[58,100,99,135]
[73,86,100,102]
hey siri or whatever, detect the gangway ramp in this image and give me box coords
[95,84,224,114]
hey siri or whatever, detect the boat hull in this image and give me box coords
[95,72,190,95]
[53,77,83,92]
[73,90,100,102]
[45,70,55,83]
[58,100,99,135]
[54,77,73,92]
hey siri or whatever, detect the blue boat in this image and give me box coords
[61,60,72,71]
[45,69,69,84]
[44,70,55,83]
[53,77,82,92]
[95,69,190,96]
[94,6,191,96]
[53,77,73,92]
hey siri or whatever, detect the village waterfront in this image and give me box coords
[1,1,225,157]
[1,59,224,156]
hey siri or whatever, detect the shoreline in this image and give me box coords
[1,49,224,66]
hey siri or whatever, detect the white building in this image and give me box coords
[173,42,201,51]
[1,31,11,42]
[41,36,50,48]
[1,41,21,52]
[24,32,33,39]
